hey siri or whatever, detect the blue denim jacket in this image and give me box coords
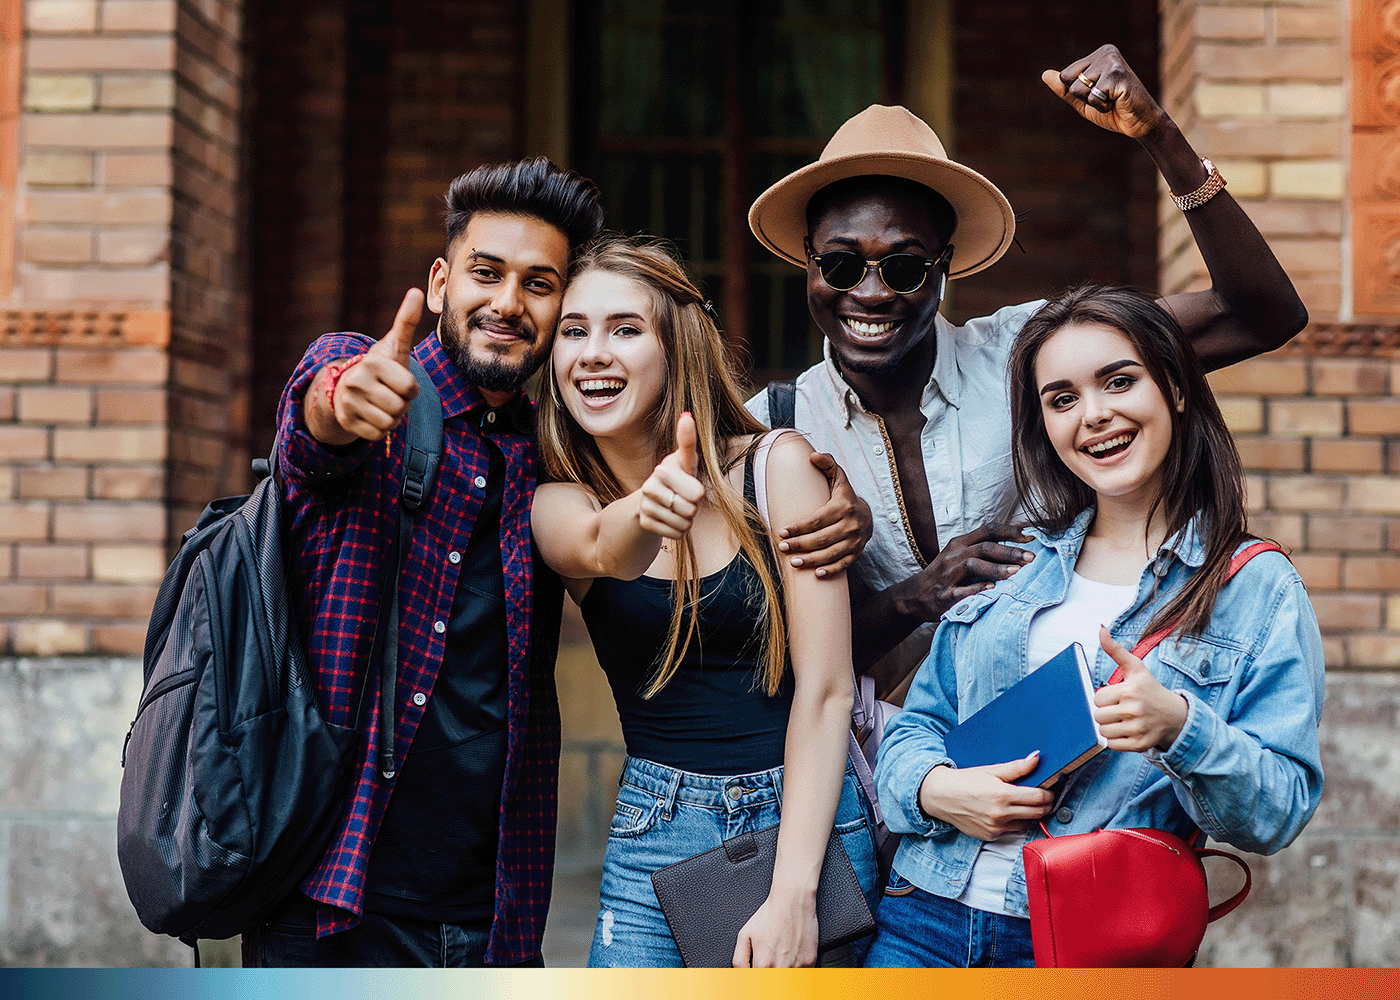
[873,508,1325,917]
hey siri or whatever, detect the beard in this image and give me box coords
[438,297,548,395]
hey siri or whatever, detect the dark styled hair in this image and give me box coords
[444,157,604,259]
[1008,285,1251,640]
[805,174,957,244]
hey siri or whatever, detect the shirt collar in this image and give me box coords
[419,329,534,434]
[928,312,963,410]
[818,312,962,425]
[1027,507,1208,574]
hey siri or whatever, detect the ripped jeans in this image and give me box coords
[586,755,879,967]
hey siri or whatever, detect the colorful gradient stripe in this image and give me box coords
[1,968,1397,999]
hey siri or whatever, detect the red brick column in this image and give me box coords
[0,0,245,657]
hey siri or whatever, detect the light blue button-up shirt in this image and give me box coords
[874,508,1326,917]
[746,300,1044,684]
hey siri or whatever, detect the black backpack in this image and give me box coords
[117,358,442,945]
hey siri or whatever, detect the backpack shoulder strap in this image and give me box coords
[375,356,445,778]
[750,428,795,536]
[1114,540,1288,679]
[401,357,444,511]
[765,378,797,430]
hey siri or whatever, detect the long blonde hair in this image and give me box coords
[538,235,787,697]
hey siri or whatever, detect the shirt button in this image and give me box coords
[1056,807,1074,824]
[474,475,487,489]
[448,550,462,564]
[728,787,743,800]
[412,692,427,707]
[873,444,884,456]
[887,512,899,524]
[486,411,497,424]
[433,620,446,634]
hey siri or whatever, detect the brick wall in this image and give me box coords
[246,0,524,459]
[1156,1,1400,965]
[3,0,173,658]
[1159,0,1400,668]
[0,0,244,658]
[948,0,1161,323]
[168,0,247,536]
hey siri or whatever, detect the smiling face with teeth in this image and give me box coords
[805,180,955,394]
[1034,320,1183,513]
[551,268,669,449]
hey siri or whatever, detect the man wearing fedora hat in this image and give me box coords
[747,45,1307,698]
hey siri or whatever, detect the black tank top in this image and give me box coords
[579,449,792,775]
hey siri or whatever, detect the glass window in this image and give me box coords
[573,1,900,384]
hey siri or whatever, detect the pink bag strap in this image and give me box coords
[1107,540,1286,684]
[750,429,882,821]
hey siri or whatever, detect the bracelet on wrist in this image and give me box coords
[1171,157,1226,211]
[323,354,365,415]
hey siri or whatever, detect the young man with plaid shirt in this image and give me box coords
[241,159,603,967]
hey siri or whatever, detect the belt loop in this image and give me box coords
[661,768,682,820]
[772,765,784,809]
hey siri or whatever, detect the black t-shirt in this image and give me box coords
[365,402,516,923]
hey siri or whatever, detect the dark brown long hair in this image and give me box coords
[1008,286,1251,640]
[537,235,786,696]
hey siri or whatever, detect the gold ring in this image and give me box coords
[1077,72,1095,88]
[1090,86,1110,103]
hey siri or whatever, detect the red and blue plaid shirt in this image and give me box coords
[276,330,562,965]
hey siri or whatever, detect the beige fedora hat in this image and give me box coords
[748,105,1015,279]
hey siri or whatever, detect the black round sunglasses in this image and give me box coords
[806,242,955,295]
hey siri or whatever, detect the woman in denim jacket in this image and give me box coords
[866,286,1324,967]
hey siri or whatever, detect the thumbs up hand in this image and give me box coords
[315,288,424,445]
[639,412,706,539]
[1093,626,1189,753]
[367,287,421,368]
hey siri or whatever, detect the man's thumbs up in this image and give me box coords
[308,288,424,446]
[370,287,423,367]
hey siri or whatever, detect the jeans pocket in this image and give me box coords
[833,771,879,905]
[884,870,916,897]
[608,783,662,839]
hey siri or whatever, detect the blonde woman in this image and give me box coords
[531,236,879,967]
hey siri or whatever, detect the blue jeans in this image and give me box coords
[241,892,540,967]
[587,756,879,967]
[863,871,1034,967]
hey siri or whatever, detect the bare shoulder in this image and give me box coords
[758,431,829,517]
[531,480,603,519]
[757,428,817,473]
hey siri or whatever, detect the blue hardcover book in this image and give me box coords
[943,642,1107,788]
